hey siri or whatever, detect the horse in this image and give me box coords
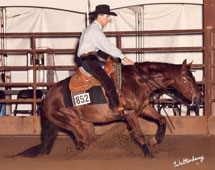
[15,59,202,158]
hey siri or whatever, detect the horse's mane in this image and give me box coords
[122,61,181,76]
[137,61,180,70]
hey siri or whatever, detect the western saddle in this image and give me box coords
[69,57,125,116]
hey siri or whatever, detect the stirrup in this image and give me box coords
[117,106,134,116]
[111,106,134,117]
[118,106,124,117]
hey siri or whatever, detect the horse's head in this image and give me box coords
[173,59,203,106]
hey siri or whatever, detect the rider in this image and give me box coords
[77,4,134,115]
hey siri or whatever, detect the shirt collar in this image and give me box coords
[93,20,102,30]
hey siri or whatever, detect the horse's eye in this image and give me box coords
[187,77,192,81]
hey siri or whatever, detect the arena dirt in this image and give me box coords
[0,123,214,170]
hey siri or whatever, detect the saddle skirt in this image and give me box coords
[69,57,118,93]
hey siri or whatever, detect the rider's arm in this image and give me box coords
[91,27,134,64]
[90,26,124,59]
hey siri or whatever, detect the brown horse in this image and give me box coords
[15,59,202,158]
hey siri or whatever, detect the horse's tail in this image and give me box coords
[13,112,59,158]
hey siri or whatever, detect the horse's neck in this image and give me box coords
[122,63,177,92]
[151,67,176,89]
[121,64,178,108]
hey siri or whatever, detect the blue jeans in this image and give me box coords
[82,60,105,75]
[81,54,119,109]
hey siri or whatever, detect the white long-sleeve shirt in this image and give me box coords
[77,20,124,59]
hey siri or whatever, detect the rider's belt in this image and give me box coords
[80,51,97,58]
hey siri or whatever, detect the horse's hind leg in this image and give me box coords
[48,107,90,150]
[141,105,166,146]
[125,113,153,158]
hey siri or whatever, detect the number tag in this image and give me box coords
[73,92,91,106]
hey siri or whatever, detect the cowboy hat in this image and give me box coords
[89,4,117,16]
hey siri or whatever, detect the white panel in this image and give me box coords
[142,4,203,64]
[6,7,85,32]
[0,0,203,13]
[0,0,88,13]
[90,0,203,11]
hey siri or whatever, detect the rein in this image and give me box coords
[134,63,190,107]
[133,63,195,131]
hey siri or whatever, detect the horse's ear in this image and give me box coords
[182,59,187,71]
[187,61,193,68]
[182,59,192,71]
[182,59,187,65]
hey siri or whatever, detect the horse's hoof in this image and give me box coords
[141,144,154,158]
[76,141,86,150]
[145,152,154,159]
[155,124,166,144]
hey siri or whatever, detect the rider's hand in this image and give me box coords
[123,57,134,65]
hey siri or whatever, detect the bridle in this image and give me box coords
[134,63,191,107]
[133,63,199,130]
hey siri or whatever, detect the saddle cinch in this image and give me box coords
[69,57,119,93]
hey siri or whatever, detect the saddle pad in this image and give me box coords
[63,76,107,108]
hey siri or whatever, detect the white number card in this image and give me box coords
[73,92,91,106]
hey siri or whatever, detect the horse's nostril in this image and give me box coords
[200,96,204,105]
[192,96,198,105]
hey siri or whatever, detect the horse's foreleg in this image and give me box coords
[81,120,96,144]
[125,113,153,158]
[141,105,166,145]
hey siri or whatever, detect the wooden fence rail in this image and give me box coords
[0,28,213,116]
